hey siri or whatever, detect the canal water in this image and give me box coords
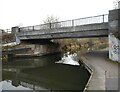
[1,52,90,91]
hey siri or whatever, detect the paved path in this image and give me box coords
[78,50,120,91]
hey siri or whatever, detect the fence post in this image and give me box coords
[27,27,29,31]
[33,26,34,31]
[103,15,104,23]
[50,23,51,29]
[72,20,74,27]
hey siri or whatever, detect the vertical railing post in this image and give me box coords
[50,23,51,29]
[27,27,29,31]
[72,20,74,27]
[72,19,75,31]
[33,26,34,31]
[103,14,104,23]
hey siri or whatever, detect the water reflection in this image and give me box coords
[2,52,90,91]
[2,80,32,90]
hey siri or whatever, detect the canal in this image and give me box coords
[1,52,90,91]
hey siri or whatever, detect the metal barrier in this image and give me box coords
[19,14,108,32]
[74,14,108,26]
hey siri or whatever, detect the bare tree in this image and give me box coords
[44,16,59,24]
[43,15,60,29]
[113,0,120,9]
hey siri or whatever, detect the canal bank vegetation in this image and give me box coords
[2,30,15,61]
[55,37,108,54]
[2,29,32,61]
[2,31,16,44]
[2,44,20,61]
[2,43,32,61]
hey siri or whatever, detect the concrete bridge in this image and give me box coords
[13,14,108,40]
[12,9,120,62]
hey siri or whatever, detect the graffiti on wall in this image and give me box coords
[109,34,120,62]
[112,45,120,54]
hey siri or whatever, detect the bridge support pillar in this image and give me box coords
[108,9,120,62]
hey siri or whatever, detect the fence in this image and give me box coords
[19,14,108,32]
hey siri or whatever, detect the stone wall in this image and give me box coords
[109,34,120,62]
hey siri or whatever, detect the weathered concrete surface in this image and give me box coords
[109,9,120,62]
[26,43,60,55]
[109,9,120,33]
[109,34,120,62]
[18,23,108,40]
[78,49,120,91]
[2,48,32,55]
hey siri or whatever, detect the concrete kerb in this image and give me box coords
[78,55,93,92]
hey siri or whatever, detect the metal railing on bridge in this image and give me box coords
[20,14,108,32]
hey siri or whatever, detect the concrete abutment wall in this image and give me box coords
[25,43,60,55]
[109,9,120,62]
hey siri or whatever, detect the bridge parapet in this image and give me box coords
[14,14,108,39]
[18,14,108,33]
[19,23,108,36]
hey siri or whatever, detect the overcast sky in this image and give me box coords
[1,0,115,30]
